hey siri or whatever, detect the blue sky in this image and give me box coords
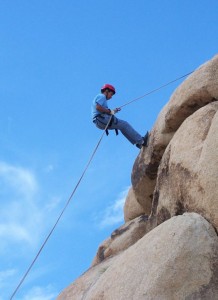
[0,1,217,299]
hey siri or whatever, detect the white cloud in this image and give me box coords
[0,161,60,252]
[0,161,38,198]
[19,285,57,300]
[44,164,54,173]
[44,196,61,212]
[0,223,33,244]
[0,268,17,288]
[0,162,41,249]
[97,186,130,228]
[0,161,61,300]
[0,268,18,300]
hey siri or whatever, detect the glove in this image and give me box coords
[111,107,121,114]
[108,107,121,115]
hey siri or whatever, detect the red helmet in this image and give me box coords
[101,84,116,94]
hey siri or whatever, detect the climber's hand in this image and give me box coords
[110,109,115,115]
[113,107,121,114]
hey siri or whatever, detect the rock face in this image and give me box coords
[154,102,218,230]
[58,55,218,299]
[58,213,218,300]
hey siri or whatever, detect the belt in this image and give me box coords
[93,114,118,136]
[93,114,104,120]
[93,114,105,123]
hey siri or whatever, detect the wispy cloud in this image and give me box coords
[18,285,57,300]
[0,161,61,299]
[0,161,38,197]
[0,161,60,251]
[44,164,54,174]
[44,196,62,212]
[0,268,19,300]
[0,269,17,289]
[96,186,129,228]
[0,223,33,244]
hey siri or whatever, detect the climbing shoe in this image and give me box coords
[142,131,149,147]
[136,132,149,149]
[136,143,142,149]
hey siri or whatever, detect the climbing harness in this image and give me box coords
[10,70,194,299]
[106,115,119,136]
[93,114,119,136]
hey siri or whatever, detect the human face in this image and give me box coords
[106,90,114,100]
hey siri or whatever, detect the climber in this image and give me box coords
[92,84,149,148]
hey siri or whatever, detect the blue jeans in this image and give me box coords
[93,114,143,145]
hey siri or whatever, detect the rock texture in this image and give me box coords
[58,55,218,300]
[91,214,156,266]
[58,213,218,300]
[123,187,145,222]
[57,255,120,300]
[154,102,218,230]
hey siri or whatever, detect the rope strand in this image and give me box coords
[119,71,193,108]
